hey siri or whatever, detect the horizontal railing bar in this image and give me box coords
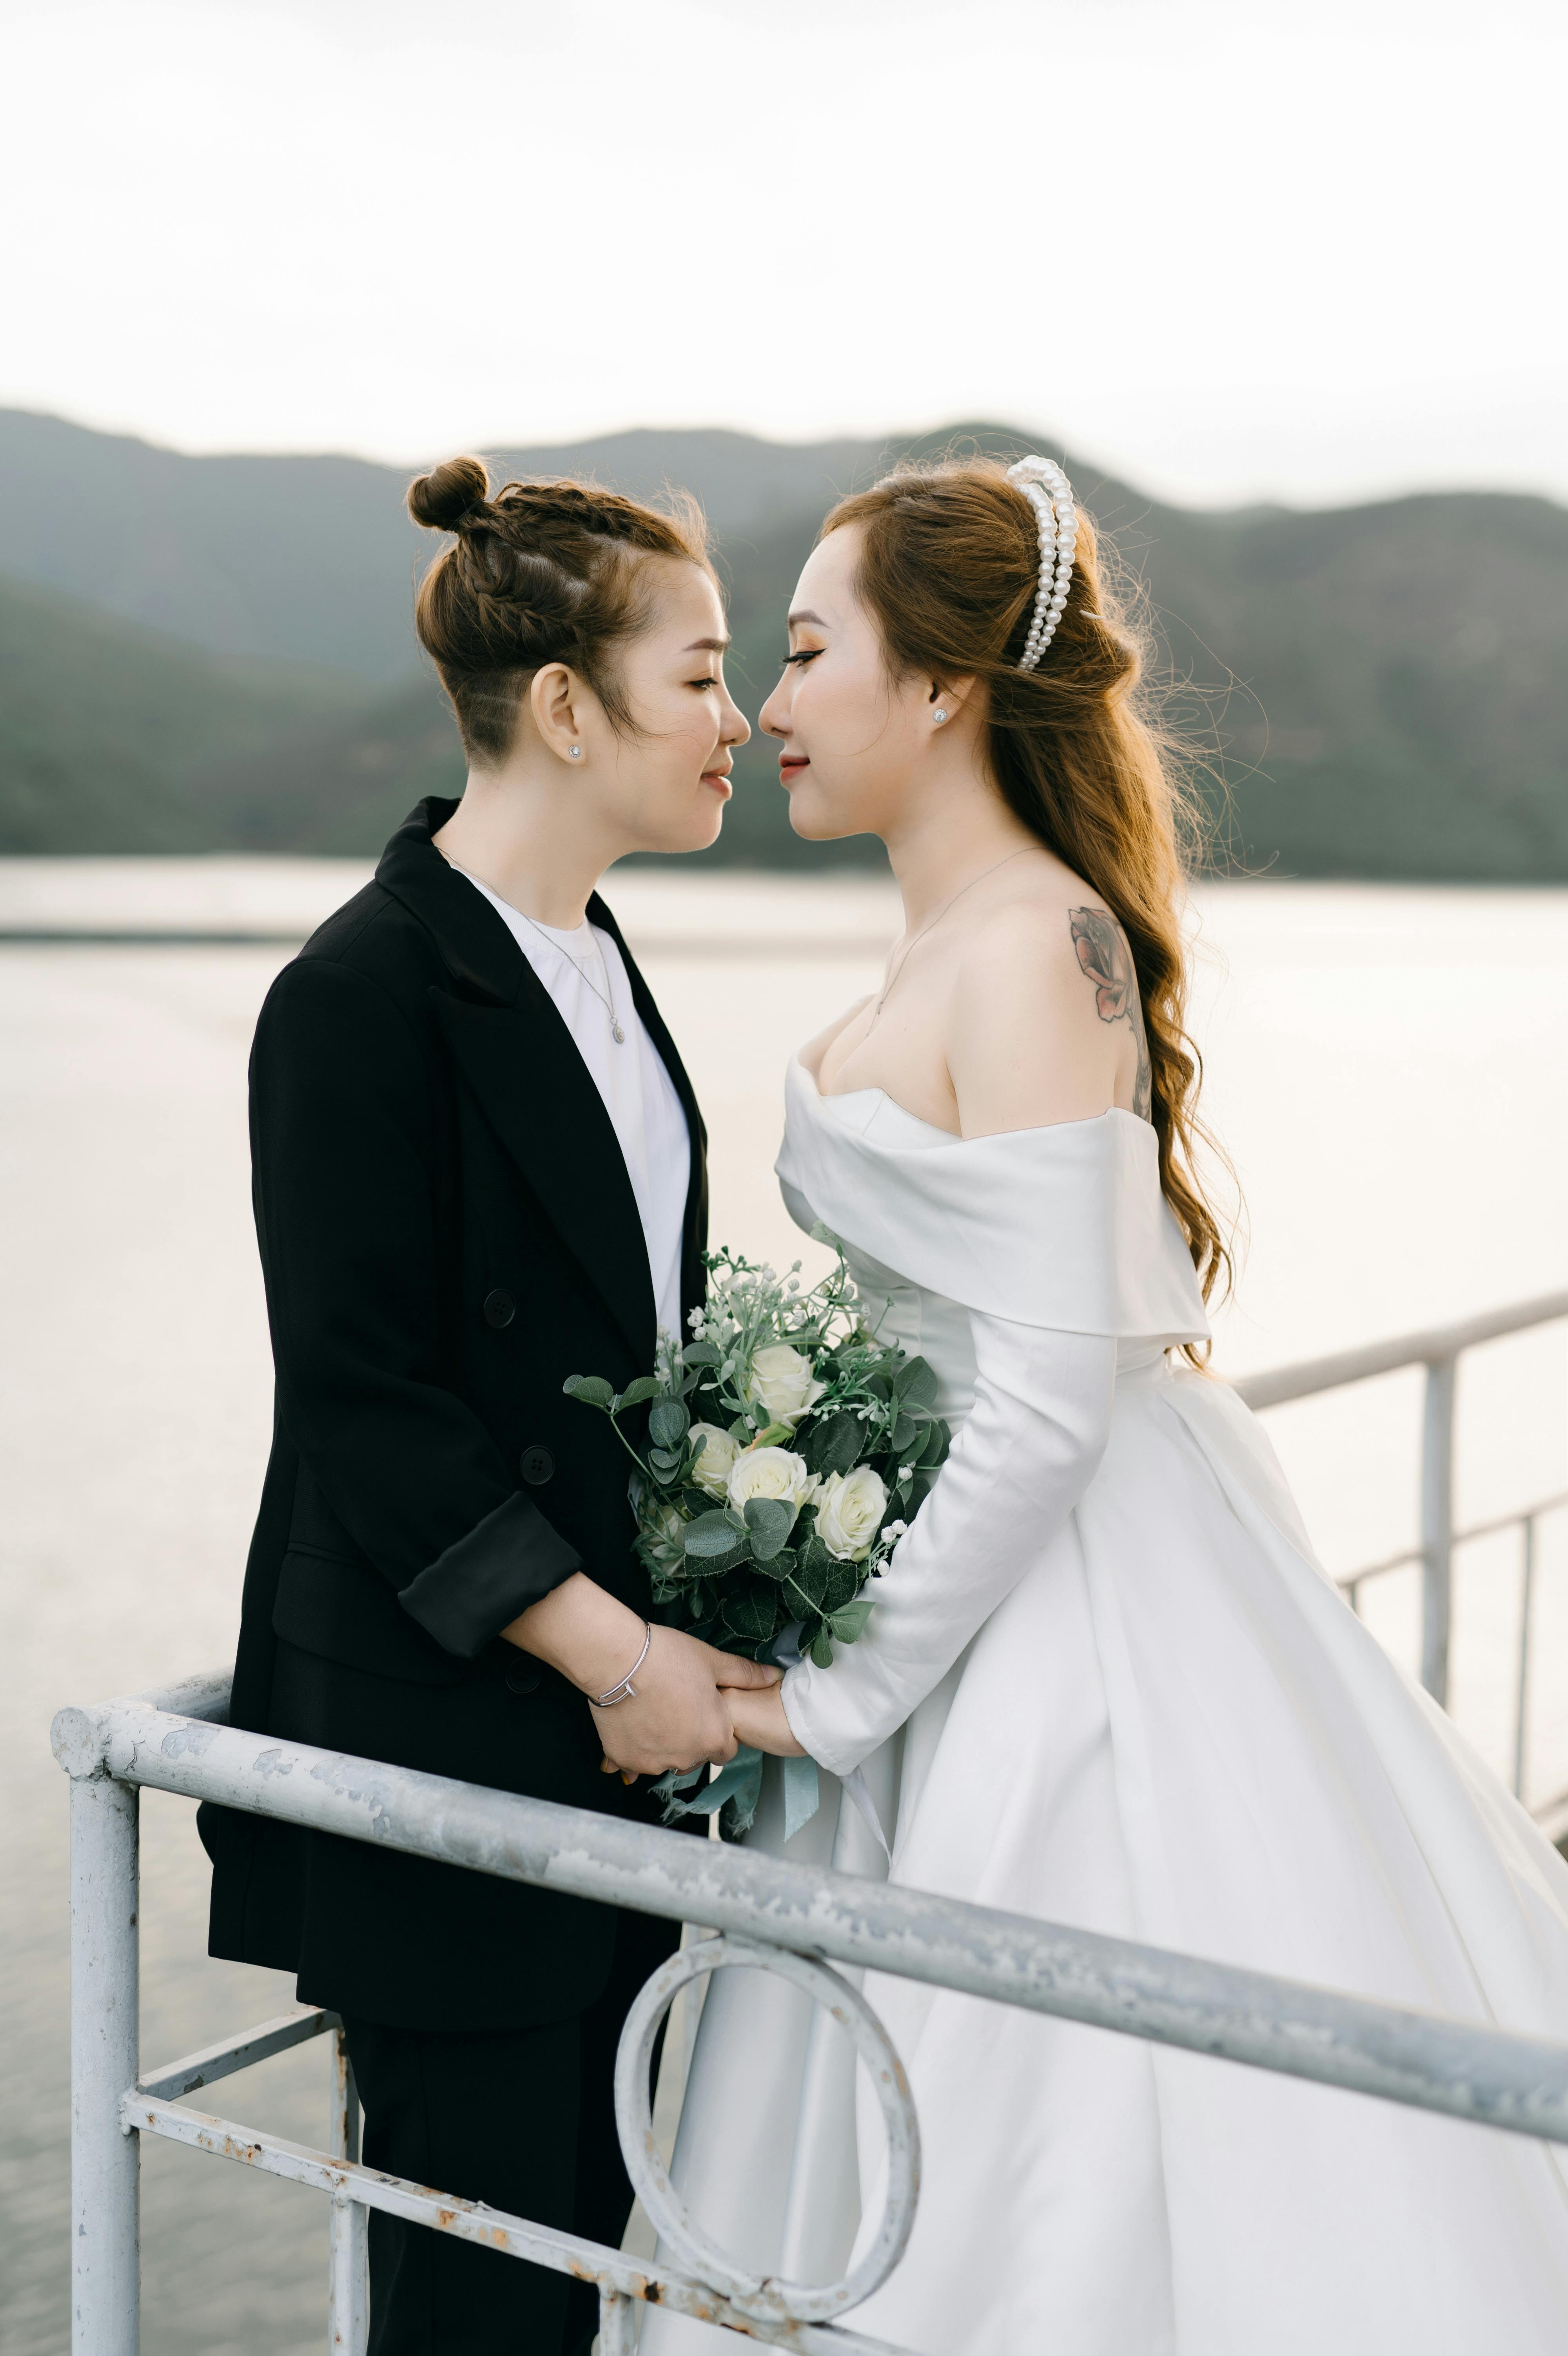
[124,2093,908,2354]
[1330,1489,1568,1599]
[54,1695,1568,2146]
[1231,1292,1568,1411]
[1452,1492,1568,1549]
[1337,1548,1420,1591]
[137,2007,336,2101]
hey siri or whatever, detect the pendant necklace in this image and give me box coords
[873,848,1031,1022]
[519,910,626,1043]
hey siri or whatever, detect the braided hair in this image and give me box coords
[407,455,711,763]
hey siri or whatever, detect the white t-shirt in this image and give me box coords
[453,868,691,1343]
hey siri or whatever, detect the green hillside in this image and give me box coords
[0,571,370,853]
[1,409,1565,877]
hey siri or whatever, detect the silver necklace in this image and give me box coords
[520,910,626,1043]
[874,849,1031,1021]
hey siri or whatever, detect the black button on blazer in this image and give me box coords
[199,798,708,2031]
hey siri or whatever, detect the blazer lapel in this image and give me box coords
[433,990,657,1370]
[376,801,657,1369]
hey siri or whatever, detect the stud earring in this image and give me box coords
[933,709,948,725]
[568,745,581,759]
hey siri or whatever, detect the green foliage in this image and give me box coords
[0,570,367,854]
[564,1242,950,1694]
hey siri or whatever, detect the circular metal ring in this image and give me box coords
[613,1933,921,2327]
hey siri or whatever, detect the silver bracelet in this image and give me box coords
[591,1621,652,1708]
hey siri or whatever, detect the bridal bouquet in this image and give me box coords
[563,1242,951,1833]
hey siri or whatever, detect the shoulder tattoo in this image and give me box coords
[1068,906,1152,1122]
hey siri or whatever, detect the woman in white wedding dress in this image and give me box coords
[644,457,1568,2354]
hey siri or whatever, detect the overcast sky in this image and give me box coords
[4,0,1563,509]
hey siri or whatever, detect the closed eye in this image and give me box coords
[784,648,824,668]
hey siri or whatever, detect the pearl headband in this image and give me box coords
[1007,455,1076,671]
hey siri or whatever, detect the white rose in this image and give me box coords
[686,1422,740,1501]
[727,1446,816,1521]
[813,1466,888,1562]
[744,1342,827,1428]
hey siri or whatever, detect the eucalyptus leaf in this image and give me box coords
[743,1496,796,1561]
[894,1356,939,1409]
[828,1597,875,1642]
[649,1399,691,1451]
[684,1510,750,1559]
[889,1410,920,1453]
[617,1375,661,1409]
[563,1374,615,1407]
[680,1341,722,1369]
[810,1629,835,1669]
[648,1446,683,1478]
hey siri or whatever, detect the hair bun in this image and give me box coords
[408,454,490,533]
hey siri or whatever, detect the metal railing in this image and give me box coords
[1233,1289,1568,1809]
[53,1644,1568,2356]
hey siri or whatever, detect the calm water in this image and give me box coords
[4,870,1567,2352]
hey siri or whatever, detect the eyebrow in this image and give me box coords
[684,636,730,652]
[787,609,828,630]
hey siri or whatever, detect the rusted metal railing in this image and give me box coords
[53,1657,1568,2356]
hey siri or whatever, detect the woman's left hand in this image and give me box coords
[723,1678,806,1757]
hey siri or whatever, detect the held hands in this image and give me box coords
[502,1573,779,1778]
[722,1678,806,1758]
[590,1626,779,1777]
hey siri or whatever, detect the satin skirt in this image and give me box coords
[641,1366,1568,2354]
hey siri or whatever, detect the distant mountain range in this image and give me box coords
[1,407,1564,876]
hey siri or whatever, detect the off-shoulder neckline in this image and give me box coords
[790,1055,1152,1147]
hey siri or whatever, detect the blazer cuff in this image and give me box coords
[398,1490,583,1660]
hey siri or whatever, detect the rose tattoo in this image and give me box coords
[1069,906,1152,1121]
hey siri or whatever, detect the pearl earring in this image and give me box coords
[933,709,948,725]
[568,745,581,759]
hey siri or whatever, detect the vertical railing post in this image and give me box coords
[71,1771,140,2356]
[599,2289,639,2353]
[1420,1355,1457,1707]
[327,2024,368,2355]
[1514,1516,1538,1800]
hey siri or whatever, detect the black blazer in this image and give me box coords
[200,799,707,2030]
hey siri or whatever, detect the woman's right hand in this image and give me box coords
[502,1572,778,1776]
[590,1626,779,1777]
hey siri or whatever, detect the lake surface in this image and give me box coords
[4,867,1567,2352]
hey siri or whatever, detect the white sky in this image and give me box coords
[3,0,1564,509]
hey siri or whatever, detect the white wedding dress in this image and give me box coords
[642,1059,1568,2355]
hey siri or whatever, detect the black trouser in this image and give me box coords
[341,1909,674,2356]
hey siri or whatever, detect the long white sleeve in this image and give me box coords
[780,1314,1117,1777]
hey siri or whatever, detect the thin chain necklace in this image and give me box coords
[873,848,1031,1021]
[519,909,626,1044]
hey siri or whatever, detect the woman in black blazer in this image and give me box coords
[200,458,773,2356]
